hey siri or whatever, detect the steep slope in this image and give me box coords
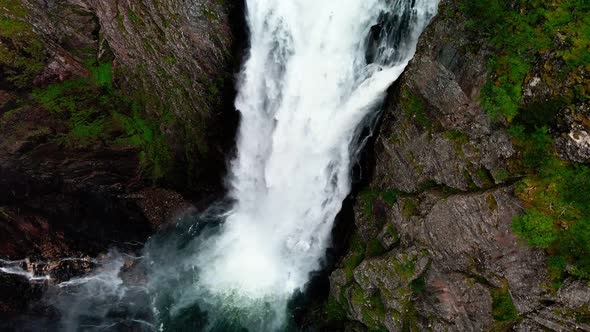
[0,0,238,318]
[325,1,590,331]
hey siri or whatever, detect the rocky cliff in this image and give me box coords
[324,1,590,331]
[0,0,238,319]
[2,0,589,330]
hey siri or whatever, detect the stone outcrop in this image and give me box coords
[20,0,241,189]
[326,1,590,331]
[0,0,236,320]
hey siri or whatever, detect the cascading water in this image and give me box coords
[16,1,438,331]
[146,0,438,330]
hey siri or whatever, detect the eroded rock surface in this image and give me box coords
[327,1,590,331]
[0,0,235,320]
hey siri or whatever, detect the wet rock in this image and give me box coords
[0,0,232,319]
[370,2,514,194]
[125,188,192,231]
[328,1,590,330]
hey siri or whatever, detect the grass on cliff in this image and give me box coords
[31,60,172,180]
[491,286,518,322]
[0,0,46,89]
[461,0,590,121]
[459,0,590,286]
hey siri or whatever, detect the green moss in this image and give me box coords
[164,56,177,65]
[69,119,105,144]
[460,0,590,122]
[547,256,568,291]
[511,159,590,279]
[0,0,46,89]
[493,169,511,183]
[113,110,171,179]
[350,284,386,330]
[410,275,426,295]
[324,295,347,322]
[365,239,386,258]
[200,5,219,22]
[127,9,141,25]
[476,168,494,187]
[343,234,366,280]
[401,304,419,332]
[486,194,498,211]
[380,190,399,206]
[512,209,559,248]
[360,189,379,216]
[444,129,469,154]
[87,61,113,88]
[402,198,418,217]
[401,87,430,128]
[491,287,518,322]
[385,225,400,245]
[393,258,415,282]
[575,305,590,324]
[31,69,172,180]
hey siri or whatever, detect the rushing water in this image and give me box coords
[10,1,438,331]
[148,0,437,330]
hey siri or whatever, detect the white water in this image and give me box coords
[192,0,438,309]
[16,1,439,330]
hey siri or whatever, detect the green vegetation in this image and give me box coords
[512,209,558,248]
[87,60,113,88]
[365,239,386,258]
[460,0,590,121]
[512,157,590,279]
[401,198,418,217]
[324,296,347,322]
[31,61,172,180]
[444,129,469,154]
[0,0,46,89]
[401,87,430,128]
[350,285,386,331]
[459,0,590,286]
[491,287,518,322]
[127,9,141,25]
[343,234,366,280]
[393,258,415,282]
[410,275,426,295]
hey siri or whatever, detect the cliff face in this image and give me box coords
[22,0,240,189]
[0,0,237,319]
[326,1,590,331]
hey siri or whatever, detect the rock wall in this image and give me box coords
[325,1,590,331]
[0,0,237,319]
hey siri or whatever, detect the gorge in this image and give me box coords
[1,0,590,331]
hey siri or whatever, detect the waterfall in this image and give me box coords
[147,0,439,330]
[23,1,439,331]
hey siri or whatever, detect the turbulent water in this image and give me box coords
[15,1,438,331]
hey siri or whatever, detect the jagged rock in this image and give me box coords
[555,104,590,163]
[514,280,590,331]
[331,248,429,331]
[416,268,493,331]
[20,0,240,189]
[335,186,551,331]
[329,1,590,330]
[0,0,233,320]
[370,2,514,194]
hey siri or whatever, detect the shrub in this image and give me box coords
[491,288,518,322]
[512,209,558,248]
